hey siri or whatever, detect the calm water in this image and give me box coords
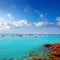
[0,34,60,60]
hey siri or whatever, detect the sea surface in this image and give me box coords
[0,34,60,60]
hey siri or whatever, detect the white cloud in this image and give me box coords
[49,22,55,26]
[56,17,60,22]
[35,10,44,18]
[0,24,2,27]
[6,13,13,19]
[34,22,48,27]
[0,18,59,30]
[3,23,11,29]
[40,14,44,18]
[13,19,32,27]
[56,17,60,27]
[0,17,4,22]
[4,25,10,29]
[34,22,55,27]
[0,19,32,29]
[0,23,11,29]
[56,22,60,26]
[50,22,54,25]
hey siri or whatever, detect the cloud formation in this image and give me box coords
[39,14,44,18]
[6,13,13,19]
[0,23,10,29]
[56,22,60,26]
[56,17,60,21]
[35,10,44,18]
[0,17,60,30]
[34,21,56,27]
[0,19,32,29]
[13,19,31,27]
[56,17,60,26]
[0,17,4,22]
[34,22,48,27]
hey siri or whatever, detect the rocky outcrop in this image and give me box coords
[44,44,51,48]
[33,57,42,60]
[26,43,60,60]
[44,43,60,60]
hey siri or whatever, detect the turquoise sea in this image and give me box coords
[0,34,60,60]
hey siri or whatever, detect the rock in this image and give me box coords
[44,43,60,60]
[50,44,60,51]
[44,44,51,48]
[28,43,60,60]
[51,51,60,57]
[49,55,60,60]
[33,57,42,60]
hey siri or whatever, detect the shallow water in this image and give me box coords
[0,34,60,60]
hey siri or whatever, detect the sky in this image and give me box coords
[0,0,60,34]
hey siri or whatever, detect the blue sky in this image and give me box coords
[0,0,60,34]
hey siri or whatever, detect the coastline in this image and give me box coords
[26,43,60,60]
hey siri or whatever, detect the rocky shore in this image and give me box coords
[44,43,60,60]
[27,43,60,60]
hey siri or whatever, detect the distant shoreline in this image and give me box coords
[0,34,60,35]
